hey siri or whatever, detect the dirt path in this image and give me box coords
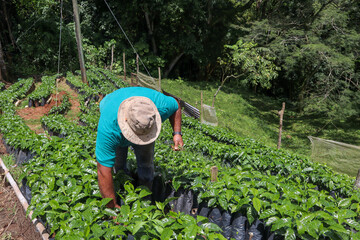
[16,79,80,133]
[0,167,42,240]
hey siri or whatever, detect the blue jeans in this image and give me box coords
[114,142,155,190]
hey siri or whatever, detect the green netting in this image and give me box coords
[201,104,218,126]
[309,136,360,177]
[137,72,161,92]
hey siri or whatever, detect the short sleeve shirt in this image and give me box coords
[95,87,179,167]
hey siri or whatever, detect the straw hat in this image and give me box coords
[118,96,161,145]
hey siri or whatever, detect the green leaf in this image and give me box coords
[120,205,130,218]
[252,197,261,213]
[315,211,332,221]
[124,182,134,194]
[45,176,55,190]
[160,228,174,240]
[247,206,256,225]
[132,221,146,235]
[73,193,87,202]
[260,208,277,219]
[49,200,60,210]
[338,209,357,219]
[328,223,348,234]
[156,201,165,212]
[73,203,85,211]
[104,208,117,217]
[184,224,198,239]
[300,213,316,224]
[338,199,351,208]
[208,198,217,207]
[296,219,305,235]
[302,167,313,172]
[69,220,84,229]
[139,188,151,199]
[271,218,291,231]
[100,198,113,207]
[196,215,208,224]
[82,207,93,223]
[219,195,228,210]
[306,195,318,209]
[346,219,360,231]
[225,190,234,202]
[172,177,181,191]
[201,223,223,232]
[285,228,296,240]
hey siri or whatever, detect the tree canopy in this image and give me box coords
[0,0,359,120]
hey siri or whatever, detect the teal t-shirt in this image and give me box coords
[95,87,179,167]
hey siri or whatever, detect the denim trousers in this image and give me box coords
[113,142,155,190]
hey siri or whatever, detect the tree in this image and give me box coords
[0,38,8,82]
[213,39,279,106]
[232,0,360,121]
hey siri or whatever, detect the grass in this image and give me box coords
[23,118,43,133]
[161,78,360,157]
[57,79,81,121]
[1,155,24,183]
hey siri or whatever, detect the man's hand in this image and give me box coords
[97,162,118,208]
[172,134,184,151]
[169,99,183,151]
[112,204,121,222]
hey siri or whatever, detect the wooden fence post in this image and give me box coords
[136,54,139,74]
[110,45,114,71]
[158,67,161,91]
[210,166,218,182]
[277,102,285,149]
[72,0,88,85]
[123,52,126,82]
[354,169,360,190]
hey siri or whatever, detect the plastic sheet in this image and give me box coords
[248,219,265,240]
[309,136,360,177]
[201,104,218,126]
[16,150,29,165]
[208,208,222,226]
[168,189,194,215]
[231,213,247,240]
[151,176,165,202]
[127,234,135,240]
[136,72,161,92]
[221,211,232,239]
[41,97,46,106]
[20,178,32,203]
[198,203,210,218]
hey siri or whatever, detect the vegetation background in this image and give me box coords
[0,0,359,156]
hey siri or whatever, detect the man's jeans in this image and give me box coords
[113,142,155,190]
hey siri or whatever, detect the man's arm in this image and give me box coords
[169,100,183,151]
[97,162,120,208]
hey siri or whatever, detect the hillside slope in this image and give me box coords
[161,78,360,157]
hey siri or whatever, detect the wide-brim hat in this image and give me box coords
[118,96,161,145]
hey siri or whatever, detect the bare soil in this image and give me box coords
[0,167,42,240]
[17,91,67,119]
[16,79,80,133]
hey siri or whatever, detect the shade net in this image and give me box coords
[308,136,360,177]
[137,72,161,92]
[201,104,218,126]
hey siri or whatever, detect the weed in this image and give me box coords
[0,155,24,184]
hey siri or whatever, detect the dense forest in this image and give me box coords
[0,0,359,122]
